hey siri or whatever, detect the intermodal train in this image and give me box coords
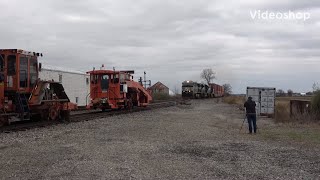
[0,49,152,127]
[181,80,224,98]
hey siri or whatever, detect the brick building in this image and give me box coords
[149,81,169,95]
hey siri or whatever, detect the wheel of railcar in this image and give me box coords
[0,110,8,127]
[49,107,59,120]
[127,99,133,110]
[60,110,70,122]
[40,110,49,120]
[0,116,8,127]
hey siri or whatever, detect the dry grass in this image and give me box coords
[223,96,319,124]
[276,96,313,102]
[261,124,320,145]
[222,96,245,110]
[275,96,319,123]
[275,101,291,122]
[152,93,181,102]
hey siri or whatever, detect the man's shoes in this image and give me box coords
[248,132,252,134]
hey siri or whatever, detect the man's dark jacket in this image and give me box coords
[244,99,256,114]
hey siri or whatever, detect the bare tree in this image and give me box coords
[276,89,285,97]
[174,86,180,95]
[312,82,320,93]
[287,89,293,97]
[222,84,232,96]
[200,68,215,85]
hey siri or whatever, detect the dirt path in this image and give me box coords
[0,99,319,179]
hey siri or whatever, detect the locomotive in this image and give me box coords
[0,49,74,126]
[182,81,224,99]
[86,67,152,111]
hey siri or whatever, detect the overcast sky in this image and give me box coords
[0,0,319,93]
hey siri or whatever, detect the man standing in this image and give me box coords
[244,97,257,134]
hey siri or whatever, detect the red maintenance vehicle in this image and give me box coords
[0,49,75,126]
[87,67,152,111]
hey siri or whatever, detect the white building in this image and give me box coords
[39,65,90,107]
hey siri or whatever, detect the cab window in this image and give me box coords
[0,54,4,72]
[101,75,109,91]
[120,73,125,83]
[8,55,16,75]
[113,73,119,83]
[19,56,28,88]
[29,58,38,87]
[91,74,98,84]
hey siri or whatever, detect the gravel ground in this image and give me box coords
[0,99,320,179]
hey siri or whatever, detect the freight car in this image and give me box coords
[182,81,224,99]
[0,49,75,127]
[209,83,224,97]
[86,67,152,111]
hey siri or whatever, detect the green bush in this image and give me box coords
[311,91,320,117]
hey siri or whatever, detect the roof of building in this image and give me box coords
[41,64,86,75]
[149,81,169,90]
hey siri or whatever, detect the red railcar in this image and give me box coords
[87,68,152,110]
[209,83,224,97]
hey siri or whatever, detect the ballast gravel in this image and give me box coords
[0,99,319,179]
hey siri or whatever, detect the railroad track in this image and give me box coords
[0,101,176,134]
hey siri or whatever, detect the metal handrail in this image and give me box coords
[85,92,91,106]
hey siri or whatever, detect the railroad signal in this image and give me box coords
[140,71,151,89]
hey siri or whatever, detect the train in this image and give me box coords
[0,49,77,126]
[86,68,152,111]
[0,49,152,127]
[181,80,224,99]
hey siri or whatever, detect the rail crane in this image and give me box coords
[0,49,74,126]
[87,67,152,111]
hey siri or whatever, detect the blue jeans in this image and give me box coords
[247,114,257,133]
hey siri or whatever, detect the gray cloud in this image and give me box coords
[0,0,319,93]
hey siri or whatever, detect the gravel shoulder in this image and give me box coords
[0,99,320,179]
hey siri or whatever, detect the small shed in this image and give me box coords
[290,100,311,117]
[149,81,169,95]
[39,65,90,107]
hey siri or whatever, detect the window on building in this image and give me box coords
[19,56,28,88]
[59,74,62,82]
[86,77,89,85]
[0,54,4,72]
[75,97,79,104]
[8,55,16,75]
